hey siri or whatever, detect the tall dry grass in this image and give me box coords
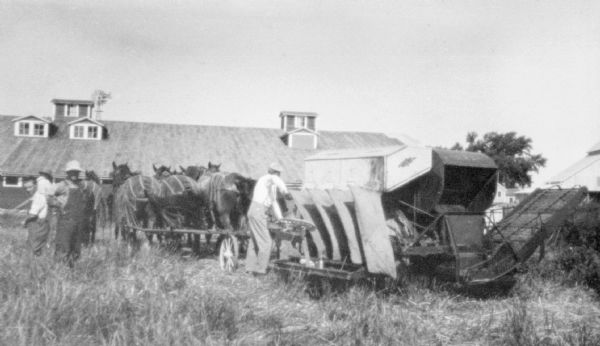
[1,219,600,345]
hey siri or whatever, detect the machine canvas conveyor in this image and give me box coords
[270,145,587,286]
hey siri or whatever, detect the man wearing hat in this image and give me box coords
[50,160,87,267]
[245,162,292,275]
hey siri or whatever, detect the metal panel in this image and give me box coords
[349,186,397,278]
[433,148,497,169]
[288,190,328,258]
[327,189,363,264]
[305,145,432,192]
[445,214,485,251]
[305,156,385,190]
[385,146,432,191]
[307,189,350,261]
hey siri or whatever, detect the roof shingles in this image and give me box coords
[0,115,401,182]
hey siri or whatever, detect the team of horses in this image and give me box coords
[108,161,257,249]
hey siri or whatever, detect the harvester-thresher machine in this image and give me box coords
[270,146,587,287]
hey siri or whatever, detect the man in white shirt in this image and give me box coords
[37,170,55,197]
[23,176,50,256]
[245,162,292,275]
[37,170,57,248]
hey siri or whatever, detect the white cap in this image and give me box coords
[65,160,83,172]
[269,162,284,173]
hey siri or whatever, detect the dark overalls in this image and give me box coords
[54,181,86,267]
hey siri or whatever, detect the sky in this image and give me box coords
[1,0,599,187]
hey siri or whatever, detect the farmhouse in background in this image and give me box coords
[0,99,402,208]
[486,183,526,224]
[547,140,600,200]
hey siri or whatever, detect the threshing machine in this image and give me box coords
[270,145,587,286]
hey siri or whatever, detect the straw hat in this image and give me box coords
[65,160,83,172]
[269,162,284,173]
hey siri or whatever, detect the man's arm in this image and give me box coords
[272,175,292,199]
[24,194,44,225]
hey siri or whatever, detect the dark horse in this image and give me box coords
[81,170,109,246]
[153,164,173,179]
[202,172,256,231]
[111,162,161,242]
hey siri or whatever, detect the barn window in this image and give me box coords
[297,116,306,128]
[33,123,45,136]
[79,105,89,117]
[88,126,98,139]
[18,122,30,135]
[73,125,85,138]
[67,105,79,117]
[55,103,66,117]
[3,176,21,188]
[307,116,316,131]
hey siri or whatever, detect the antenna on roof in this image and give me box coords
[91,90,111,120]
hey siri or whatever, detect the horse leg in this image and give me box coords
[205,204,217,246]
[90,212,97,245]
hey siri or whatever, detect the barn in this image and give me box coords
[548,140,600,199]
[0,99,402,208]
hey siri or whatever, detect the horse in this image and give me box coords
[207,161,221,173]
[204,172,256,231]
[144,174,206,228]
[111,162,161,242]
[153,164,173,179]
[80,170,109,245]
[179,165,208,181]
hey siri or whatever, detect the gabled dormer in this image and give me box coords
[51,99,94,120]
[280,111,317,132]
[12,115,51,138]
[279,111,319,149]
[68,118,105,140]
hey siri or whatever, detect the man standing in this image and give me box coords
[23,176,50,256]
[51,160,86,267]
[245,162,292,275]
[37,170,57,248]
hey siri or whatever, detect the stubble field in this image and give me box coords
[1,210,600,345]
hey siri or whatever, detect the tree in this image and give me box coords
[451,131,547,188]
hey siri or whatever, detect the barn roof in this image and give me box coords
[0,115,401,182]
[588,140,600,154]
[547,154,600,185]
[51,99,94,105]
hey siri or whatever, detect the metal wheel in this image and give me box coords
[219,235,239,273]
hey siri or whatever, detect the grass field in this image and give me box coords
[1,211,600,345]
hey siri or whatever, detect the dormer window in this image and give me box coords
[68,118,104,140]
[12,116,50,138]
[33,124,45,136]
[73,125,85,138]
[88,126,98,139]
[280,111,318,132]
[18,122,30,135]
[51,99,94,120]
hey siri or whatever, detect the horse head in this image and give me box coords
[112,161,134,188]
[207,161,221,173]
[153,164,173,179]
[181,165,208,180]
[85,170,101,184]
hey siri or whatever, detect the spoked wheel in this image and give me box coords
[219,235,239,273]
